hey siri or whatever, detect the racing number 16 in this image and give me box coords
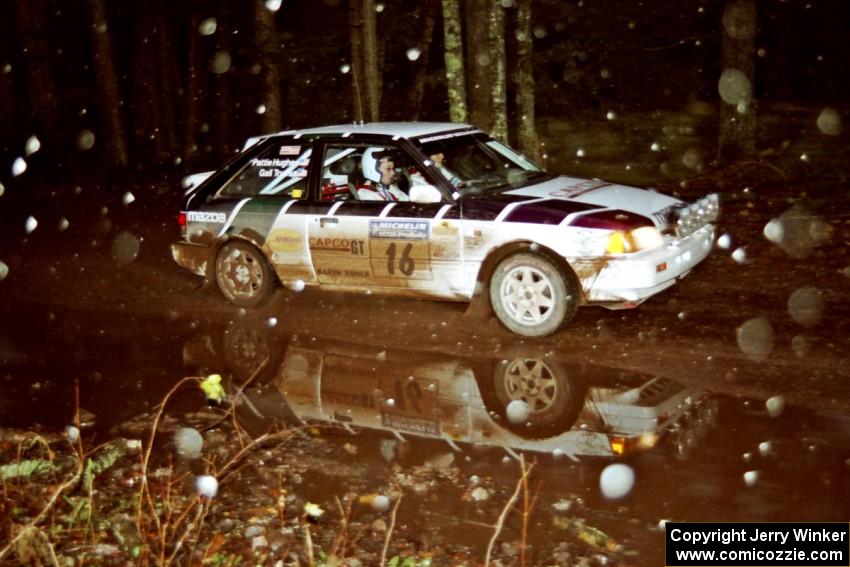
[386,243,415,276]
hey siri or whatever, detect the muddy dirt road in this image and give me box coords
[1,174,849,565]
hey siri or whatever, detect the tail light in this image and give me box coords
[178,212,187,237]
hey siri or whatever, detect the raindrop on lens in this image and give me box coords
[763,218,783,243]
[731,247,747,263]
[816,107,842,136]
[371,494,390,512]
[77,129,95,150]
[0,261,8,281]
[174,427,203,460]
[210,51,232,74]
[791,335,811,358]
[606,110,616,120]
[195,475,219,498]
[758,441,773,456]
[256,104,267,115]
[122,191,135,205]
[716,233,732,249]
[506,400,531,425]
[787,286,823,327]
[576,148,585,157]
[65,425,80,443]
[199,17,217,36]
[718,68,752,105]
[375,2,385,12]
[12,157,27,177]
[765,395,785,418]
[111,230,140,266]
[743,470,759,487]
[0,182,4,197]
[25,216,38,233]
[599,463,635,499]
[268,317,278,327]
[265,0,282,11]
[406,47,421,61]
[287,279,305,292]
[58,217,69,231]
[736,317,774,362]
[25,135,41,156]
[340,64,351,74]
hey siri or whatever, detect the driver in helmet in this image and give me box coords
[359,147,408,201]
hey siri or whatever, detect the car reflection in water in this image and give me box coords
[184,323,717,461]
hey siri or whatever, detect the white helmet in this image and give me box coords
[361,147,386,183]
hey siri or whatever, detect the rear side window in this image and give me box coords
[218,141,311,198]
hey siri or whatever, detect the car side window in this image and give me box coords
[320,142,433,202]
[320,145,364,201]
[218,141,311,199]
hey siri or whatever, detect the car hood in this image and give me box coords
[504,176,683,219]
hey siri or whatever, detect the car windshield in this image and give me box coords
[416,133,551,195]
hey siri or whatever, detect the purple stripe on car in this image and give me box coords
[503,200,601,225]
[334,202,389,217]
[459,197,520,221]
[385,203,445,219]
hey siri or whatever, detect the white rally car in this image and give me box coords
[173,123,718,336]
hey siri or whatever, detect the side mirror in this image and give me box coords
[409,183,443,204]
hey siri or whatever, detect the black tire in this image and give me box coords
[221,322,274,381]
[489,251,579,337]
[214,240,275,308]
[482,358,587,439]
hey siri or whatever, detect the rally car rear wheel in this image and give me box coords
[214,240,274,308]
[489,252,579,337]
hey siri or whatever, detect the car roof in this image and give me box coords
[244,122,475,149]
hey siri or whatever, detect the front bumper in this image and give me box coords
[171,241,213,277]
[578,225,715,303]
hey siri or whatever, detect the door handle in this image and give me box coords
[319,217,338,227]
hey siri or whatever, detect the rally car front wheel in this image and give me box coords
[489,252,579,337]
[214,240,274,308]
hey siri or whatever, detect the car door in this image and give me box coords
[308,139,466,297]
[307,142,376,287]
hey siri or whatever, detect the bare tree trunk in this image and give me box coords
[215,34,233,160]
[348,0,365,122]
[255,0,282,133]
[131,1,165,164]
[15,0,58,141]
[362,0,380,121]
[87,0,129,168]
[184,6,203,162]
[489,1,507,141]
[0,56,16,143]
[718,0,757,161]
[407,0,438,120]
[154,4,178,156]
[406,3,437,120]
[441,0,467,123]
[465,0,491,131]
[515,0,539,161]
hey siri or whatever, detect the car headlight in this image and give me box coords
[676,194,720,237]
[630,226,664,250]
[606,226,664,254]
